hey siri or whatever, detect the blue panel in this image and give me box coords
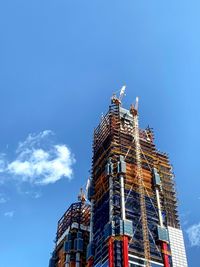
[104,221,114,239]
[77,231,82,238]
[157,225,169,242]
[87,242,95,260]
[64,240,72,253]
[74,238,83,252]
[153,168,161,186]
[124,220,133,237]
[66,233,72,241]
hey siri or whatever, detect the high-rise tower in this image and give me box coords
[49,190,90,267]
[86,91,188,267]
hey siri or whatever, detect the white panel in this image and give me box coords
[129,255,164,266]
[168,226,188,267]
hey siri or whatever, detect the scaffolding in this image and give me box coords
[87,96,179,267]
[49,92,185,267]
[49,196,91,267]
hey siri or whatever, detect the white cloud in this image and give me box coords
[186,223,200,247]
[1,130,75,185]
[4,211,14,218]
[0,193,8,204]
[0,196,7,204]
[34,192,42,199]
[17,130,53,154]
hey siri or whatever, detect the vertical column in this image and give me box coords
[118,156,130,267]
[155,188,163,227]
[153,168,170,267]
[109,176,114,222]
[118,155,126,221]
[87,178,94,267]
[161,243,170,267]
[65,254,70,267]
[108,237,114,267]
[120,174,126,221]
[107,158,114,222]
[75,252,81,267]
[107,158,114,267]
[122,236,129,267]
[89,199,94,243]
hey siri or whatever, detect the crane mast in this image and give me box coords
[130,100,151,267]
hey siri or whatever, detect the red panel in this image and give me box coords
[108,237,114,267]
[123,236,129,267]
[161,242,170,267]
[87,258,93,267]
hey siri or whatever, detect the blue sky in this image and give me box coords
[0,0,199,266]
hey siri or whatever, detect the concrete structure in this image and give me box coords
[49,92,188,267]
[86,93,188,267]
[49,192,90,267]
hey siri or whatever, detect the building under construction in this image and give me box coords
[49,90,188,267]
[49,190,90,267]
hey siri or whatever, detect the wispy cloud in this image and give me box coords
[0,130,75,185]
[20,190,42,199]
[0,196,7,204]
[186,223,200,247]
[0,193,9,204]
[34,192,42,199]
[4,211,14,218]
[180,211,191,227]
[0,154,7,173]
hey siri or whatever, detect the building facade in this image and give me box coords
[49,94,188,267]
[49,193,90,267]
[86,95,188,267]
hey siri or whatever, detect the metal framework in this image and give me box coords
[86,94,180,267]
[49,91,187,267]
[49,197,90,267]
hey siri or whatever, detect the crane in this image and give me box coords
[119,85,126,102]
[78,188,86,202]
[111,85,126,105]
[130,98,151,267]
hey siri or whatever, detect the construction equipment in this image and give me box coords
[119,85,126,102]
[111,85,126,105]
[78,188,87,202]
[130,98,151,267]
[49,90,188,267]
